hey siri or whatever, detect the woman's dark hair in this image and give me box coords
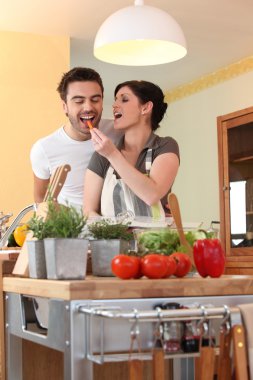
[57,67,104,101]
[114,80,168,130]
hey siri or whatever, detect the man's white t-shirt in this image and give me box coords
[30,119,119,210]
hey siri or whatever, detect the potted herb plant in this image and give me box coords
[27,214,50,279]
[29,200,88,280]
[87,219,133,276]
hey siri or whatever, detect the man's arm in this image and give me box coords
[30,140,51,203]
[33,174,50,203]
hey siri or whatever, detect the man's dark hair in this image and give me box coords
[57,67,104,101]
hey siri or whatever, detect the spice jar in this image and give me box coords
[181,305,201,353]
[201,320,216,347]
[182,320,200,353]
[162,302,183,353]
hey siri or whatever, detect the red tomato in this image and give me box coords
[170,252,192,278]
[133,259,143,279]
[141,254,168,279]
[111,255,141,279]
[163,256,177,278]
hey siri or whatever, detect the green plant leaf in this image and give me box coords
[88,218,133,240]
[28,200,87,239]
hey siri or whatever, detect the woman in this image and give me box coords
[83,80,180,219]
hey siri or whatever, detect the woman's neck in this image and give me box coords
[120,125,152,166]
[123,124,152,153]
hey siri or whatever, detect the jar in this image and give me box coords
[162,302,183,353]
[182,320,200,353]
[201,320,216,347]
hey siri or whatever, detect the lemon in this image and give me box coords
[13,224,29,247]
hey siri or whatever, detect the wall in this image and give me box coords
[160,69,253,228]
[0,31,69,219]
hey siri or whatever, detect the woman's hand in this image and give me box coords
[91,128,117,158]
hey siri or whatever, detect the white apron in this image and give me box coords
[101,148,165,220]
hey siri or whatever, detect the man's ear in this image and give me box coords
[62,101,68,117]
[141,101,153,115]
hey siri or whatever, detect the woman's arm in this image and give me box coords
[83,169,104,216]
[108,150,179,205]
[90,128,179,206]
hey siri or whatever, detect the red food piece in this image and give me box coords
[141,254,168,279]
[163,256,177,278]
[170,252,192,278]
[111,255,141,279]
[193,238,225,278]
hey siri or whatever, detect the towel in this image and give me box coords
[238,303,253,380]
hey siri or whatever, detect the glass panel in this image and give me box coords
[230,181,246,246]
[228,121,253,248]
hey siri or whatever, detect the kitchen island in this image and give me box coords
[4,273,253,299]
[3,273,253,380]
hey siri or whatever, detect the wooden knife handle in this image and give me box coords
[128,359,143,380]
[44,164,71,202]
[217,329,232,380]
[196,346,215,380]
[232,324,249,380]
[152,348,165,380]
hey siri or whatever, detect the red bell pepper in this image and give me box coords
[193,238,225,278]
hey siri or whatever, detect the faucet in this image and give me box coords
[0,212,13,230]
[0,204,37,248]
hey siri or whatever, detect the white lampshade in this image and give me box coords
[94,0,187,66]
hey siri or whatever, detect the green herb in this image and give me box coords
[88,219,133,240]
[28,215,51,240]
[28,201,87,239]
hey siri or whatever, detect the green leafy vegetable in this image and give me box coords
[137,229,180,255]
[136,228,212,255]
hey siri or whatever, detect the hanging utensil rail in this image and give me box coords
[78,304,239,322]
[78,304,242,365]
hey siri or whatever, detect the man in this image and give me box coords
[30,67,120,210]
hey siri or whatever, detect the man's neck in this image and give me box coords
[64,122,91,142]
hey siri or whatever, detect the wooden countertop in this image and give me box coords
[3,274,253,300]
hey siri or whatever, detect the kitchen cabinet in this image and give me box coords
[217,106,253,274]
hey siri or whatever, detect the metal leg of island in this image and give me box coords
[5,294,93,379]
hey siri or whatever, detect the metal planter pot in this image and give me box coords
[90,239,129,277]
[44,238,89,280]
[27,240,47,279]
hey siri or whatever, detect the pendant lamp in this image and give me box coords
[94,0,187,66]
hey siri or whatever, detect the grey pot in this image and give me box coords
[44,238,89,280]
[90,239,130,277]
[27,240,47,279]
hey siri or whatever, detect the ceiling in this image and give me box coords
[1,0,253,96]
